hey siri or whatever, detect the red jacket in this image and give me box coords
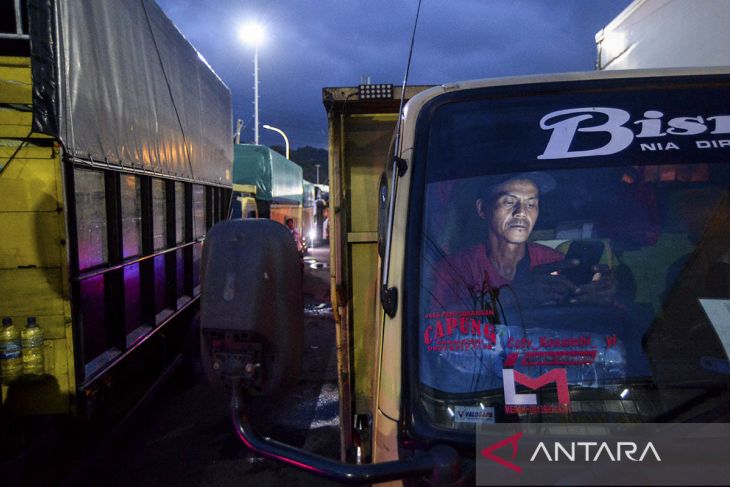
[427,242,564,312]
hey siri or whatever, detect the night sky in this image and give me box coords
[156,0,633,149]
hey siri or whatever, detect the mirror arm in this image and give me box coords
[230,388,459,484]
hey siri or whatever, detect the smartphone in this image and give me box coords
[561,241,605,285]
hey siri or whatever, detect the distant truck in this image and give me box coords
[596,0,730,70]
[231,144,306,250]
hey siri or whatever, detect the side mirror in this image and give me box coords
[199,219,303,396]
[198,220,460,484]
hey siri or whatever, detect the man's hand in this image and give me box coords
[570,265,617,305]
[511,260,579,306]
[509,260,618,307]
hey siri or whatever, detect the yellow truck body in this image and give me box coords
[323,85,431,459]
[1,56,74,414]
[1,0,232,424]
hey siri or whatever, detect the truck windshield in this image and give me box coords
[412,75,730,433]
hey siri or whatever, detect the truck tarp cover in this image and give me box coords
[28,0,232,185]
[233,144,302,203]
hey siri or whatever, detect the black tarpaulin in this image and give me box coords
[29,0,232,185]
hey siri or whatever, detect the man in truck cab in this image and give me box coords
[421,172,621,395]
[433,172,616,311]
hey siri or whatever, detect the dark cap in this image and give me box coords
[486,171,556,197]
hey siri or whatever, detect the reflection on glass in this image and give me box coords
[193,242,202,290]
[121,175,142,259]
[152,179,167,251]
[75,169,107,270]
[154,255,167,315]
[193,185,206,239]
[80,275,106,363]
[124,264,142,335]
[176,248,185,300]
[175,182,185,245]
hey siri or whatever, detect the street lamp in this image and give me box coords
[239,23,265,144]
[263,124,289,159]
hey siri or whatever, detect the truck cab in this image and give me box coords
[375,69,730,465]
[231,184,259,219]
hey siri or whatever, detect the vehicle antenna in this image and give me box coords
[393,0,422,158]
[381,0,422,317]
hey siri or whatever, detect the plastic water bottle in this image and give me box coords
[21,317,44,376]
[0,317,22,383]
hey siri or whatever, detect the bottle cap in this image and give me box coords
[27,317,37,327]
[2,317,11,326]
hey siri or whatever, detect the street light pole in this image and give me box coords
[253,45,259,144]
[315,164,320,184]
[263,124,289,159]
[239,23,264,144]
